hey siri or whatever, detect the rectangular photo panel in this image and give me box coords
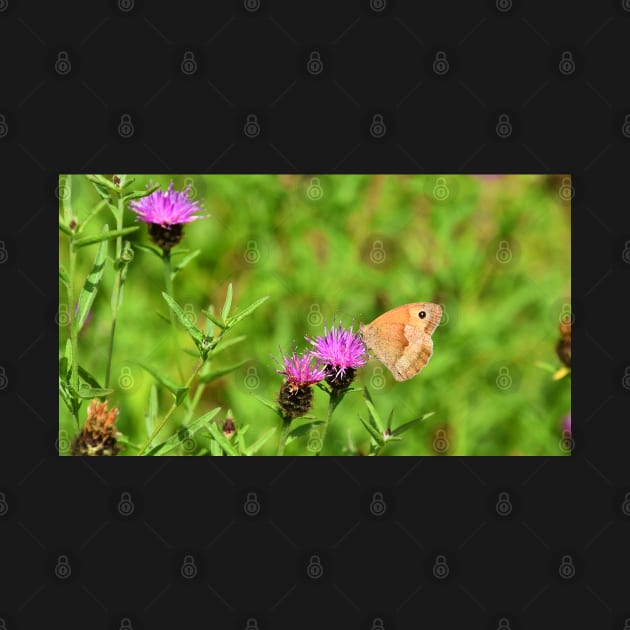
[58,174,571,456]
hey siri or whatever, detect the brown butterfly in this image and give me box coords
[360,303,442,382]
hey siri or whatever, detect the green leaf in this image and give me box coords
[86,174,119,192]
[145,407,221,456]
[203,306,226,331]
[76,198,109,235]
[78,365,103,389]
[244,426,277,455]
[73,234,107,335]
[198,359,248,384]
[146,384,158,437]
[206,422,239,456]
[226,295,270,329]
[134,242,163,259]
[60,175,72,224]
[209,439,222,456]
[208,335,246,357]
[73,226,139,249]
[221,283,233,323]
[59,219,72,237]
[122,183,160,202]
[386,408,395,431]
[285,421,325,445]
[171,250,201,277]
[251,394,282,416]
[391,412,435,438]
[363,396,384,433]
[162,292,204,347]
[135,362,187,400]
[58,262,70,290]
[64,339,73,378]
[358,415,385,446]
[77,386,115,399]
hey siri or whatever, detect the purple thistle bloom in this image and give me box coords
[276,351,327,386]
[307,322,368,382]
[129,181,207,227]
[561,414,571,435]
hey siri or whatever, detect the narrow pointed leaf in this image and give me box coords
[77,386,115,399]
[78,365,103,389]
[208,335,246,357]
[199,359,248,384]
[221,283,233,323]
[171,249,201,277]
[60,175,72,224]
[364,398,384,433]
[285,421,325,445]
[146,384,158,437]
[391,412,435,437]
[59,220,72,237]
[73,226,139,249]
[206,422,239,456]
[136,361,187,399]
[226,295,270,328]
[162,292,204,346]
[134,242,163,258]
[251,394,282,416]
[358,415,385,446]
[76,198,109,235]
[203,306,225,330]
[122,183,160,202]
[73,235,107,335]
[244,426,277,455]
[145,407,221,456]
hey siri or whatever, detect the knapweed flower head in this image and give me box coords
[276,351,326,419]
[71,399,123,456]
[129,181,207,252]
[562,414,571,436]
[307,322,368,390]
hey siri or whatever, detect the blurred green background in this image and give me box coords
[59,174,571,456]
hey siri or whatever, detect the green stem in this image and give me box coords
[137,356,205,455]
[104,194,125,388]
[163,251,184,382]
[316,389,342,456]
[277,415,292,456]
[67,236,80,429]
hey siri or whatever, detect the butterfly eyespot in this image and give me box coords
[418,311,426,319]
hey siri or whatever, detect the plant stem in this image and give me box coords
[104,194,125,388]
[276,415,292,456]
[316,389,342,456]
[137,356,205,455]
[67,234,80,429]
[163,250,184,382]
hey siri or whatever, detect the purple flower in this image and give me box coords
[129,181,207,227]
[307,322,368,383]
[276,351,327,386]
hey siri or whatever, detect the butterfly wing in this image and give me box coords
[360,302,442,381]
